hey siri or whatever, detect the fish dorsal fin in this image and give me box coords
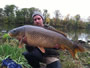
[44,24,67,37]
[38,47,45,53]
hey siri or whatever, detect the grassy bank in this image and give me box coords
[0,40,90,68]
[59,50,90,68]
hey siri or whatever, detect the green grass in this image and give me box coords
[0,43,32,68]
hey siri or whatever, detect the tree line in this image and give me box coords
[0,5,90,29]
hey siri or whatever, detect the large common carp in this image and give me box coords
[8,25,85,59]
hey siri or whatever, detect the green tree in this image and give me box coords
[21,8,29,24]
[4,5,17,16]
[0,8,4,24]
[74,14,80,21]
[4,5,17,24]
[54,10,61,26]
[43,9,50,24]
[15,10,25,25]
[43,9,47,23]
[74,14,81,28]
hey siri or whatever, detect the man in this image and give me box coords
[22,11,63,68]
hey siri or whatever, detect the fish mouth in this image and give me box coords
[8,32,14,37]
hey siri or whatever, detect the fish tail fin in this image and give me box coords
[73,43,85,59]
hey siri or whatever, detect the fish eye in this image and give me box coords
[13,30,16,33]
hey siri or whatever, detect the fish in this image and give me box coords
[8,25,85,59]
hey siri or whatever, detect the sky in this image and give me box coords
[0,0,90,20]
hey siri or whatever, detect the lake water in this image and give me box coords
[56,28,90,43]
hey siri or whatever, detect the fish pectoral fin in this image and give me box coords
[38,47,45,53]
[18,38,24,48]
[75,53,79,59]
[74,50,79,59]
[19,42,24,48]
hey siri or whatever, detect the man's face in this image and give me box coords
[33,15,44,26]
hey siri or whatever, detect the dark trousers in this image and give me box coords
[22,48,43,68]
[22,48,62,68]
[46,61,62,68]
